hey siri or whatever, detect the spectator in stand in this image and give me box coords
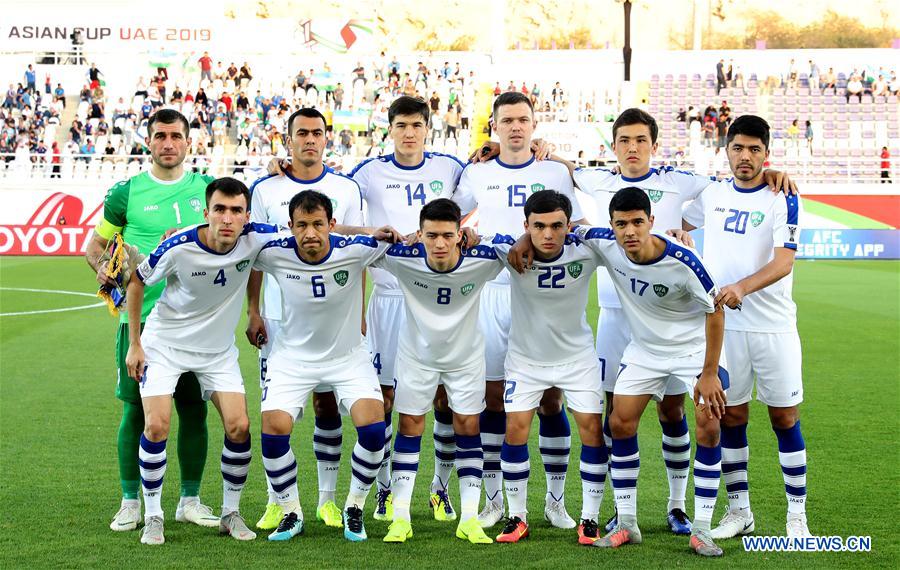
[226,62,239,84]
[353,61,367,88]
[25,64,37,93]
[493,82,501,96]
[821,67,836,93]
[551,81,563,103]
[787,119,800,148]
[195,87,209,108]
[79,137,95,162]
[3,84,14,110]
[676,107,686,122]
[805,120,814,154]
[44,73,51,95]
[890,71,900,95]
[726,59,734,85]
[338,127,353,155]
[520,82,529,95]
[239,62,253,89]
[882,147,892,183]
[506,80,516,92]
[170,85,183,104]
[872,74,888,97]
[846,74,863,102]
[198,51,213,83]
[785,58,798,91]
[808,59,820,94]
[53,82,65,107]
[703,113,716,147]
[50,141,61,177]
[430,110,443,143]
[154,71,167,104]
[719,99,730,116]
[716,112,731,152]
[213,60,226,81]
[716,58,726,95]
[444,103,459,140]
[333,82,344,110]
[87,63,103,90]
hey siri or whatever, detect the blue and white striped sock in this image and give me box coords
[692,444,722,531]
[347,421,385,509]
[660,417,691,512]
[221,436,251,514]
[390,434,421,521]
[774,422,807,515]
[610,435,640,520]
[538,410,571,505]
[313,416,342,507]
[721,423,750,511]
[376,413,393,492]
[455,433,484,521]
[139,435,167,519]
[480,410,506,508]
[501,442,530,521]
[431,410,456,493]
[261,433,300,514]
[579,444,609,521]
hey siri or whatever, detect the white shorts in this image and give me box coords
[615,343,728,403]
[479,282,511,381]
[366,291,406,387]
[394,356,486,416]
[595,307,631,393]
[724,330,803,407]
[504,353,604,414]
[140,341,244,401]
[261,346,383,421]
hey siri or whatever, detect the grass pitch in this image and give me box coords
[1,257,898,568]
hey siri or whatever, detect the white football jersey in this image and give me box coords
[575,227,718,358]
[249,166,364,321]
[491,234,601,366]
[136,223,280,353]
[682,180,801,333]
[350,152,467,291]
[253,234,392,362]
[574,166,711,308]
[370,243,503,370]
[455,156,582,284]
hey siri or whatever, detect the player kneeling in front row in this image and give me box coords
[492,191,608,544]
[253,190,401,542]
[374,199,500,545]
[570,187,730,557]
[125,178,280,545]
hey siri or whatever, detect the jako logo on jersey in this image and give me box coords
[143,204,159,211]
[189,198,202,212]
[750,211,765,227]
[567,262,583,279]
[653,284,669,297]
[386,184,401,189]
[236,260,250,272]
[191,271,207,277]
[530,183,545,193]
[334,270,349,286]
[460,282,475,296]
[430,180,443,195]
[413,280,429,289]
[647,189,663,203]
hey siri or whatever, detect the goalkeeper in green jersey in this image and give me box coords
[85,109,219,532]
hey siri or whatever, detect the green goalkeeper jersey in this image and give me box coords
[95,170,216,323]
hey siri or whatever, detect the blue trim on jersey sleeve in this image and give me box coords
[462,244,498,260]
[261,235,295,251]
[348,156,378,178]
[564,233,582,245]
[785,193,800,225]
[240,222,280,236]
[248,173,277,199]
[732,181,768,194]
[492,234,517,246]
[621,167,658,183]
[495,155,536,170]
[146,228,196,269]
[430,151,467,170]
[332,234,378,249]
[385,243,426,258]
[782,243,798,250]
[583,227,616,241]
[665,241,716,293]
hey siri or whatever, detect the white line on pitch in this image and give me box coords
[0,287,106,316]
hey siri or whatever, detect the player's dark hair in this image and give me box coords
[205,177,250,209]
[288,190,333,222]
[524,190,572,221]
[147,108,190,138]
[492,91,533,121]
[389,96,429,125]
[612,108,658,144]
[726,114,770,149]
[609,187,651,218]
[419,198,460,228]
[287,107,327,134]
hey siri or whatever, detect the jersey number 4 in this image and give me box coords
[213,269,227,286]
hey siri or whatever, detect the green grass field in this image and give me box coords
[1,257,898,568]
